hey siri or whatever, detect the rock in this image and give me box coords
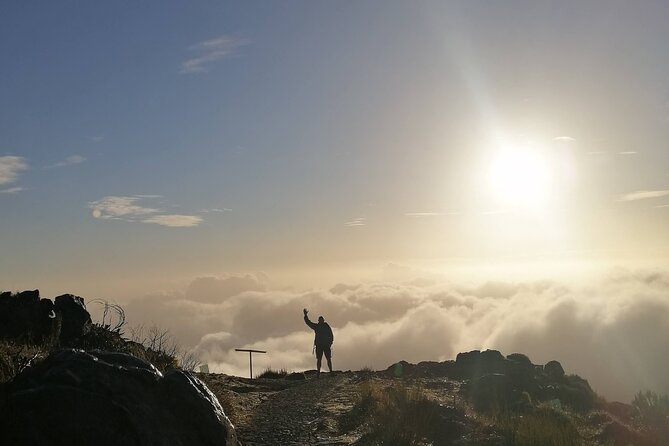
[0,291,91,346]
[506,353,532,367]
[544,360,565,379]
[0,349,239,446]
[54,294,92,343]
[454,349,506,379]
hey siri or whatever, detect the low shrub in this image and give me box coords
[257,367,288,379]
[495,406,581,446]
[345,381,463,446]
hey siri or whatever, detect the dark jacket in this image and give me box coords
[304,315,334,346]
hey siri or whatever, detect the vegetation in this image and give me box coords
[257,367,289,379]
[344,380,461,446]
[0,295,200,382]
[494,406,581,446]
[633,390,669,443]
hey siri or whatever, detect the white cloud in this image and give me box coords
[89,196,160,219]
[618,190,669,202]
[553,136,576,142]
[46,154,86,169]
[121,271,669,402]
[619,151,638,155]
[0,186,24,194]
[142,214,203,228]
[344,217,365,227]
[88,195,202,227]
[180,35,249,74]
[0,156,28,186]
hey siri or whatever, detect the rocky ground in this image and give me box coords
[200,370,531,445]
[199,358,668,446]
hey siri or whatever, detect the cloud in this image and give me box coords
[344,217,365,227]
[142,214,202,228]
[118,270,669,402]
[405,212,458,217]
[185,275,267,303]
[200,208,232,213]
[619,151,638,155]
[88,195,202,227]
[0,156,28,186]
[46,154,86,169]
[618,190,669,202]
[553,136,576,142]
[180,35,249,74]
[0,186,24,194]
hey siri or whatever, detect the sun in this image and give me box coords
[488,143,554,209]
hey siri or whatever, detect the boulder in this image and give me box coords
[0,291,90,345]
[0,349,239,446]
[54,294,92,343]
[454,349,506,379]
[544,360,565,380]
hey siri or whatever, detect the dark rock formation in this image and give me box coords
[0,349,238,446]
[54,294,92,343]
[544,359,565,379]
[386,349,595,412]
[0,290,91,346]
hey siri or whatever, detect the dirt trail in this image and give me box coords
[199,371,468,446]
[234,373,362,446]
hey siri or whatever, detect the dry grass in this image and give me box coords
[494,405,581,446]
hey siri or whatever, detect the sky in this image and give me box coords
[2,1,669,401]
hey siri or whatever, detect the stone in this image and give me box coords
[54,294,92,343]
[544,360,565,379]
[0,349,239,446]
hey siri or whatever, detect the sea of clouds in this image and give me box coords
[117,269,669,402]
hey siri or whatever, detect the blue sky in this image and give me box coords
[3,1,669,297]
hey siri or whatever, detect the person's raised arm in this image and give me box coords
[303,308,317,330]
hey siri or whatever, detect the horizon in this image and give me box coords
[2,1,669,403]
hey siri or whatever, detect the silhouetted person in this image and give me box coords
[303,308,333,377]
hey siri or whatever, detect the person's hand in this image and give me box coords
[303,308,308,316]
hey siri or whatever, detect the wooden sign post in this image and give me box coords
[234,348,267,379]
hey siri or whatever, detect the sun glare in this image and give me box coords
[488,143,554,209]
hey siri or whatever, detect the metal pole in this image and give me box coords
[235,348,266,379]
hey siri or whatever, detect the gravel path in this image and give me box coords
[235,373,361,446]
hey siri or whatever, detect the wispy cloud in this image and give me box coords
[405,212,458,217]
[46,154,86,169]
[344,217,366,227]
[200,208,232,213]
[0,156,28,186]
[0,186,24,194]
[142,214,202,228]
[618,190,669,202]
[88,195,202,228]
[619,151,638,155]
[180,35,249,74]
[553,136,576,142]
[90,136,104,143]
